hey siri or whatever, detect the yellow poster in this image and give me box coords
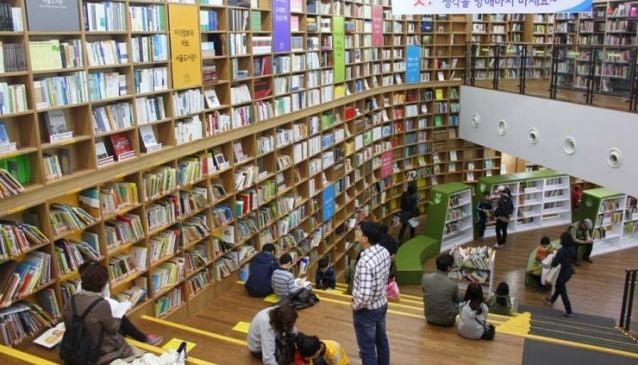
[168,4,202,88]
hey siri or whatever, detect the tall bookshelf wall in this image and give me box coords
[0,0,504,347]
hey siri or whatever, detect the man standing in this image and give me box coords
[570,218,594,265]
[352,222,391,365]
[494,186,514,248]
[476,191,493,242]
[421,254,461,327]
[244,243,278,297]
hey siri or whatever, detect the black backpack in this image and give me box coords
[274,331,297,365]
[60,297,104,365]
[498,196,514,216]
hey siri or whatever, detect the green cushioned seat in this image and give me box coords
[395,235,440,285]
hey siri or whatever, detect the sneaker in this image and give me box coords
[146,334,163,346]
[564,313,572,318]
[543,297,553,306]
[493,243,502,249]
[584,258,593,264]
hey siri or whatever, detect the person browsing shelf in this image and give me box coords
[493,186,514,249]
[398,182,419,242]
[315,256,336,290]
[569,218,594,265]
[476,191,493,242]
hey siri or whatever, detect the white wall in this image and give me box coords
[459,86,638,197]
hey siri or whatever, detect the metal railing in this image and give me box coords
[465,42,638,113]
[620,268,638,331]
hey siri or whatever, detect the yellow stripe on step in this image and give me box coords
[142,315,247,346]
[0,345,58,365]
[316,288,423,311]
[126,339,215,365]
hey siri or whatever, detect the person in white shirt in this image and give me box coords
[352,221,391,365]
[247,304,298,365]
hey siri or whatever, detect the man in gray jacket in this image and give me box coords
[421,254,461,327]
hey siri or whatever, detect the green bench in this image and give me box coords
[395,235,440,285]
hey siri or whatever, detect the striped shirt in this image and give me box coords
[352,244,391,310]
[271,268,297,297]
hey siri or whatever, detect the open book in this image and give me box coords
[106,297,132,319]
[34,322,66,348]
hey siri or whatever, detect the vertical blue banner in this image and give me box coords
[406,45,420,84]
[273,0,290,52]
[322,184,335,222]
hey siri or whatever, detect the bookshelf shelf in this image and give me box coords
[0,1,511,346]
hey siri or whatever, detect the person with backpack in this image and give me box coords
[247,304,299,365]
[61,262,139,365]
[493,186,514,248]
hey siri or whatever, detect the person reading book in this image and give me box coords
[421,254,461,327]
[272,253,313,300]
[569,218,594,265]
[77,261,162,346]
[64,261,142,364]
[247,304,299,365]
[486,282,513,316]
[526,236,555,291]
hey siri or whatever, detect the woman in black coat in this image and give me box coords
[545,232,575,317]
[398,182,419,242]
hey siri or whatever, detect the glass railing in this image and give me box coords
[620,269,638,332]
[465,42,638,113]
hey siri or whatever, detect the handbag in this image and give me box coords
[408,217,419,228]
[386,278,400,301]
[476,318,495,341]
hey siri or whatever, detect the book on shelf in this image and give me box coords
[0,42,27,73]
[204,89,221,109]
[95,141,113,164]
[139,125,161,152]
[55,148,72,175]
[109,133,135,161]
[0,4,23,32]
[43,110,73,142]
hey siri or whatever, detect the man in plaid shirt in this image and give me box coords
[352,221,391,365]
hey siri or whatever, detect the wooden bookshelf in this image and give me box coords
[0,0,509,347]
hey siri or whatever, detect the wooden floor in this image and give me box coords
[5,221,638,364]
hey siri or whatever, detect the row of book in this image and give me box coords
[0,251,52,307]
[105,214,144,251]
[0,42,26,73]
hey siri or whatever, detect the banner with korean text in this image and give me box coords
[372,5,383,47]
[168,4,202,88]
[392,0,592,15]
[406,45,421,84]
[333,16,345,83]
[273,0,291,52]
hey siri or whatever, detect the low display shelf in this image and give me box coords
[474,170,572,239]
[424,182,474,252]
[575,188,638,257]
[448,245,495,294]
